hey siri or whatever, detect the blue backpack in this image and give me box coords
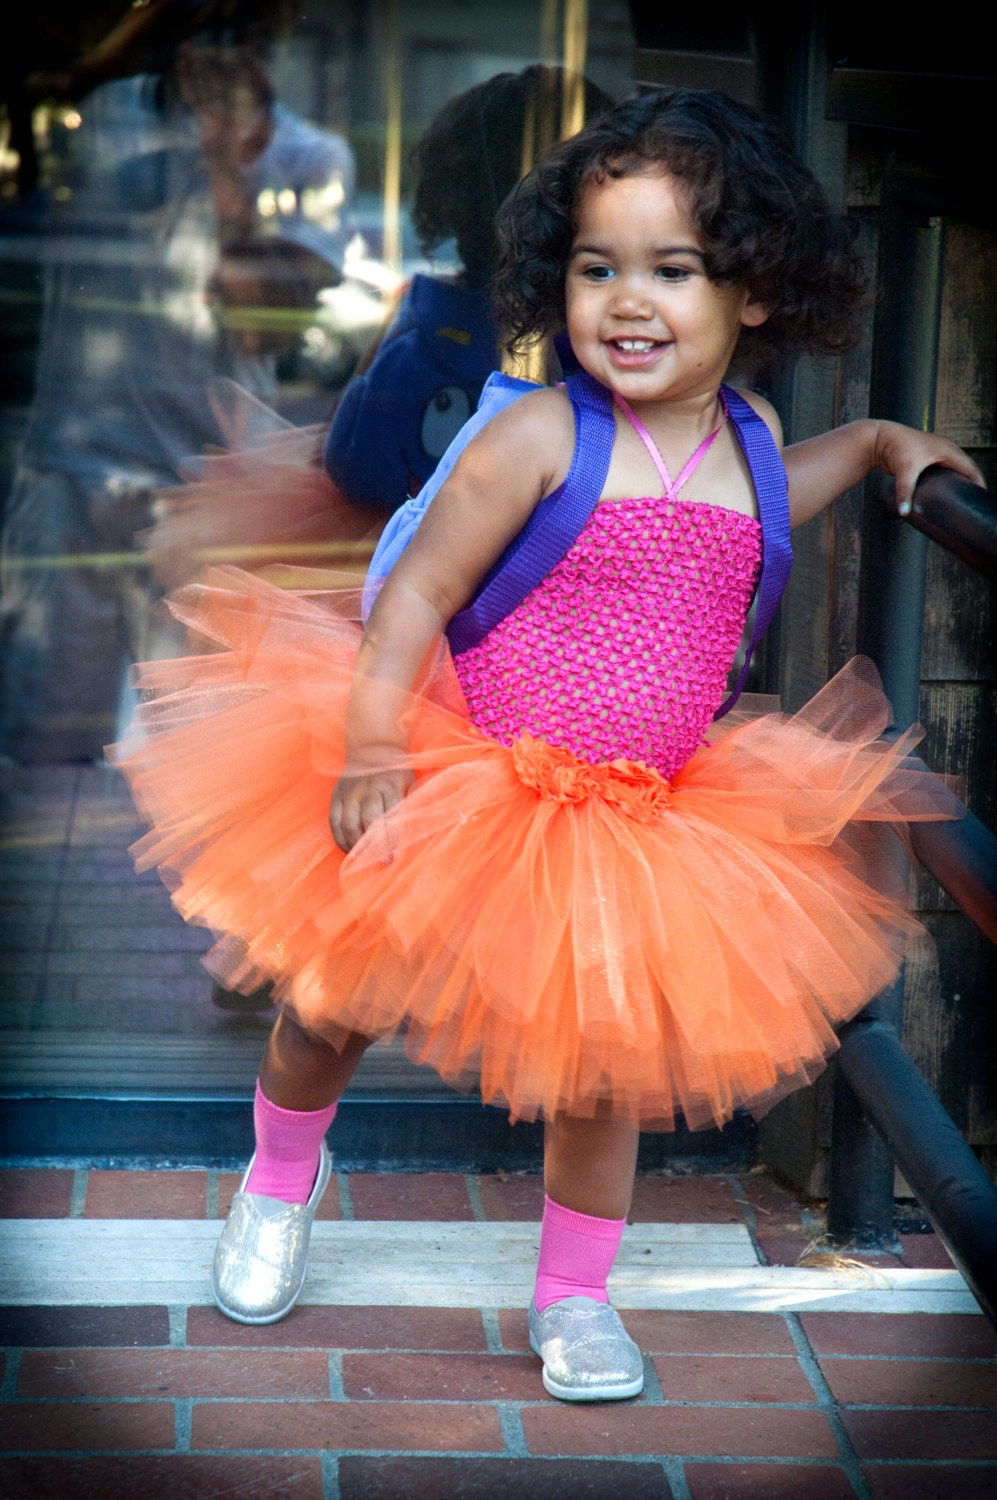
[326,275,500,511]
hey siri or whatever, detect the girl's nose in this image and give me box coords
[609,278,653,318]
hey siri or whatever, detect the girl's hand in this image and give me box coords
[785,418,986,528]
[872,422,986,515]
[330,766,414,854]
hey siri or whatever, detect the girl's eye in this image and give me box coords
[581,264,614,281]
[657,265,692,282]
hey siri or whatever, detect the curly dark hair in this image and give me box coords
[493,87,866,360]
[411,65,612,287]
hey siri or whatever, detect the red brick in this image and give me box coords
[216,1171,340,1220]
[83,1170,206,1219]
[17,1348,328,1400]
[499,1308,796,1356]
[820,1356,997,1408]
[0,1402,174,1452]
[476,1173,546,1221]
[864,1463,997,1499]
[756,1233,815,1266]
[344,1351,541,1402]
[629,1176,742,1224]
[0,1455,324,1499]
[0,1169,73,1218]
[654,1354,816,1404]
[685,1462,855,1498]
[897,1234,956,1270]
[192,1399,503,1452]
[800,1314,997,1359]
[186,1304,487,1351]
[347,1173,474,1220]
[339,1455,671,1498]
[734,1171,810,1222]
[0,1306,169,1348]
[216,1173,243,1219]
[843,1409,997,1460]
[523,1405,839,1459]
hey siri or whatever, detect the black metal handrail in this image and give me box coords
[904,466,996,580]
[827,542,997,1319]
[826,209,997,1324]
[909,802,997,949]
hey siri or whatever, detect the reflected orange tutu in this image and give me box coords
[142,381,383,590]
[113,566,956,1129]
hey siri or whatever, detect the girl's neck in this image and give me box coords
[603,384,727,441]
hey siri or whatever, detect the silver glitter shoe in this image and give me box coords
[528,1295,644,1401]
[211,1142,332,1324]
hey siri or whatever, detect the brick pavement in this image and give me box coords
[1,1166,994,1499]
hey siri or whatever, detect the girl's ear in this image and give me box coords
[739,294,770,329]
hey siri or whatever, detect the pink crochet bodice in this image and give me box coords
[453,496,762,778]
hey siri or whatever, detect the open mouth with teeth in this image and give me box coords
[605,337,668,363]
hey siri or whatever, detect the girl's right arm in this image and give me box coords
[329,387,574,852]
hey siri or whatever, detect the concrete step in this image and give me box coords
[1,1218,977,1314]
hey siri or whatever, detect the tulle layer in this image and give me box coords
[142,381,383,590]
[114,567,956,1129]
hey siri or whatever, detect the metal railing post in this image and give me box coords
[834,1016,997,1324]
[827,209,945,1249]
[827,987,903,1247]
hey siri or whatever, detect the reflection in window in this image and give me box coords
[0,1,634,1095]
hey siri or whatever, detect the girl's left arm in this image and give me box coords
[784,420,985,530]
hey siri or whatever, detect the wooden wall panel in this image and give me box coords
[904,914,997,1145]
[920,546,997,685]
[918,683,997,825]
[935,226,997,448]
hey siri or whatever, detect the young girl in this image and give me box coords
[117,88,980,1403]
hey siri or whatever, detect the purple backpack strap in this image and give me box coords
[714,385,792,718]
[446,372,615,655]
[445,376,792,714]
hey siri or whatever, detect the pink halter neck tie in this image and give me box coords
[613,392,727,501]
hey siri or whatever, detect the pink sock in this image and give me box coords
[532,1193,627,1313]
[244,1080,338,1204]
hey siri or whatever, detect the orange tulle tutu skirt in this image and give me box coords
[113,566,956,1129]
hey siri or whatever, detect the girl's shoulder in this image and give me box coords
[460,382,575,472]
[437,381,575,510]
[726,385,784,450]
[485,382,573,434]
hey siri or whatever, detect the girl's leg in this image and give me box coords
[260,1008,373,1110]
[544,1112,640,1220]
[244,1010,373,1204]
[213,1011,374,1325]
[535,1113,639,1309]
[530,1113,644,1401]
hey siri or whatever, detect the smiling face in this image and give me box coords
[565,170,768,414]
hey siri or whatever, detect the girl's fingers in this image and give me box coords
[329,771,412,853]
[329,782,366,853]
[359,789,388,835]
[894,468,917,515]
[952,454,987,488]
[331,793,361,853]
[896,450,988,517]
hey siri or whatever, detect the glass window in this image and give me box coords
[0,0,634,1105]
